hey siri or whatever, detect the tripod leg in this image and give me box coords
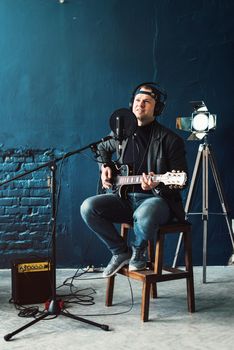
[173,145,203,268]
[202,145,209,283]
[208,146,234,248]
[173,232,184,267]
[60,311,109,331]
[185,144,204,214]
[202,220,208,283]
[4,312,50,341]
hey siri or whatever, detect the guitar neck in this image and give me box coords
[117,174,162,186]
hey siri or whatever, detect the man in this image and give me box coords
[80,82,188,278]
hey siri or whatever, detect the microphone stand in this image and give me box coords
[3,136,112,341]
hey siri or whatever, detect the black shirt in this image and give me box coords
[123,122,154,193]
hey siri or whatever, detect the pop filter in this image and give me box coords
[109,108,137,140]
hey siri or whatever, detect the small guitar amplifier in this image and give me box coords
[11,258,53,305]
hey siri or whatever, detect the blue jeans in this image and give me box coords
[80,193,172,255]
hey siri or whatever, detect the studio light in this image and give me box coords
[176,101,216,140]
[174,100,234,284]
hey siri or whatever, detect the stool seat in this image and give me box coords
[105,222,195,322]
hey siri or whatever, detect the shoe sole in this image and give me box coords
[128,264,147,272]
[102,258,130,278]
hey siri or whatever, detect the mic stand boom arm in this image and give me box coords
[0,135,113,188]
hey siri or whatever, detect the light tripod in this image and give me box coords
[2,137,112,341]
[173,135,234,283]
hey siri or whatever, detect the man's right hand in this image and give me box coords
[101,165,113,189]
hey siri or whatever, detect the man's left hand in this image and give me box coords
[141,172,159,191]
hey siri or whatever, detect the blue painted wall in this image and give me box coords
[0,0,233,267]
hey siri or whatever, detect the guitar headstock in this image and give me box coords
[161,171,187,188]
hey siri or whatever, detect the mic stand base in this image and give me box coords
[4,299,109,341]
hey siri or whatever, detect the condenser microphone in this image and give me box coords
[109,108,137,155]
[109,108,137,154]
[116,115,124,152]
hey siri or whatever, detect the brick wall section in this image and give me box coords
[0,149,56,267]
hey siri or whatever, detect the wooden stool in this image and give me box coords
[105,222,195,322]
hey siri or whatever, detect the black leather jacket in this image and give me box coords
[97,120,188,222]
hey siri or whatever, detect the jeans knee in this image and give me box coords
[133,206,148,225]
[80,197,93,222]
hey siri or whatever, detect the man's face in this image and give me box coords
[132,88,156,126]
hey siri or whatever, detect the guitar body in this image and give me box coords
[104,164,131,198]
[114,164,132,198]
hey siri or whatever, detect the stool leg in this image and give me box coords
[150,283,157,298]
[154,232,164,274]
[105,275,115,307]
[121,223,131,240]
[184,231,195,313]
[148,240,157,298]
[141,279,151,322]
[186,277,195,313]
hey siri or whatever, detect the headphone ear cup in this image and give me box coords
[154,101,165,116]
[129,96,134,110]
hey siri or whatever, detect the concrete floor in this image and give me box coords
[0,266,234,350]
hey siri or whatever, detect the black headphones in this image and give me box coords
[129,82,167,116]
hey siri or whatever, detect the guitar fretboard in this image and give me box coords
[117,175,162,185]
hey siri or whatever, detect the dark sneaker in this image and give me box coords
[128,246,147,271]
[102,251,131,277]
